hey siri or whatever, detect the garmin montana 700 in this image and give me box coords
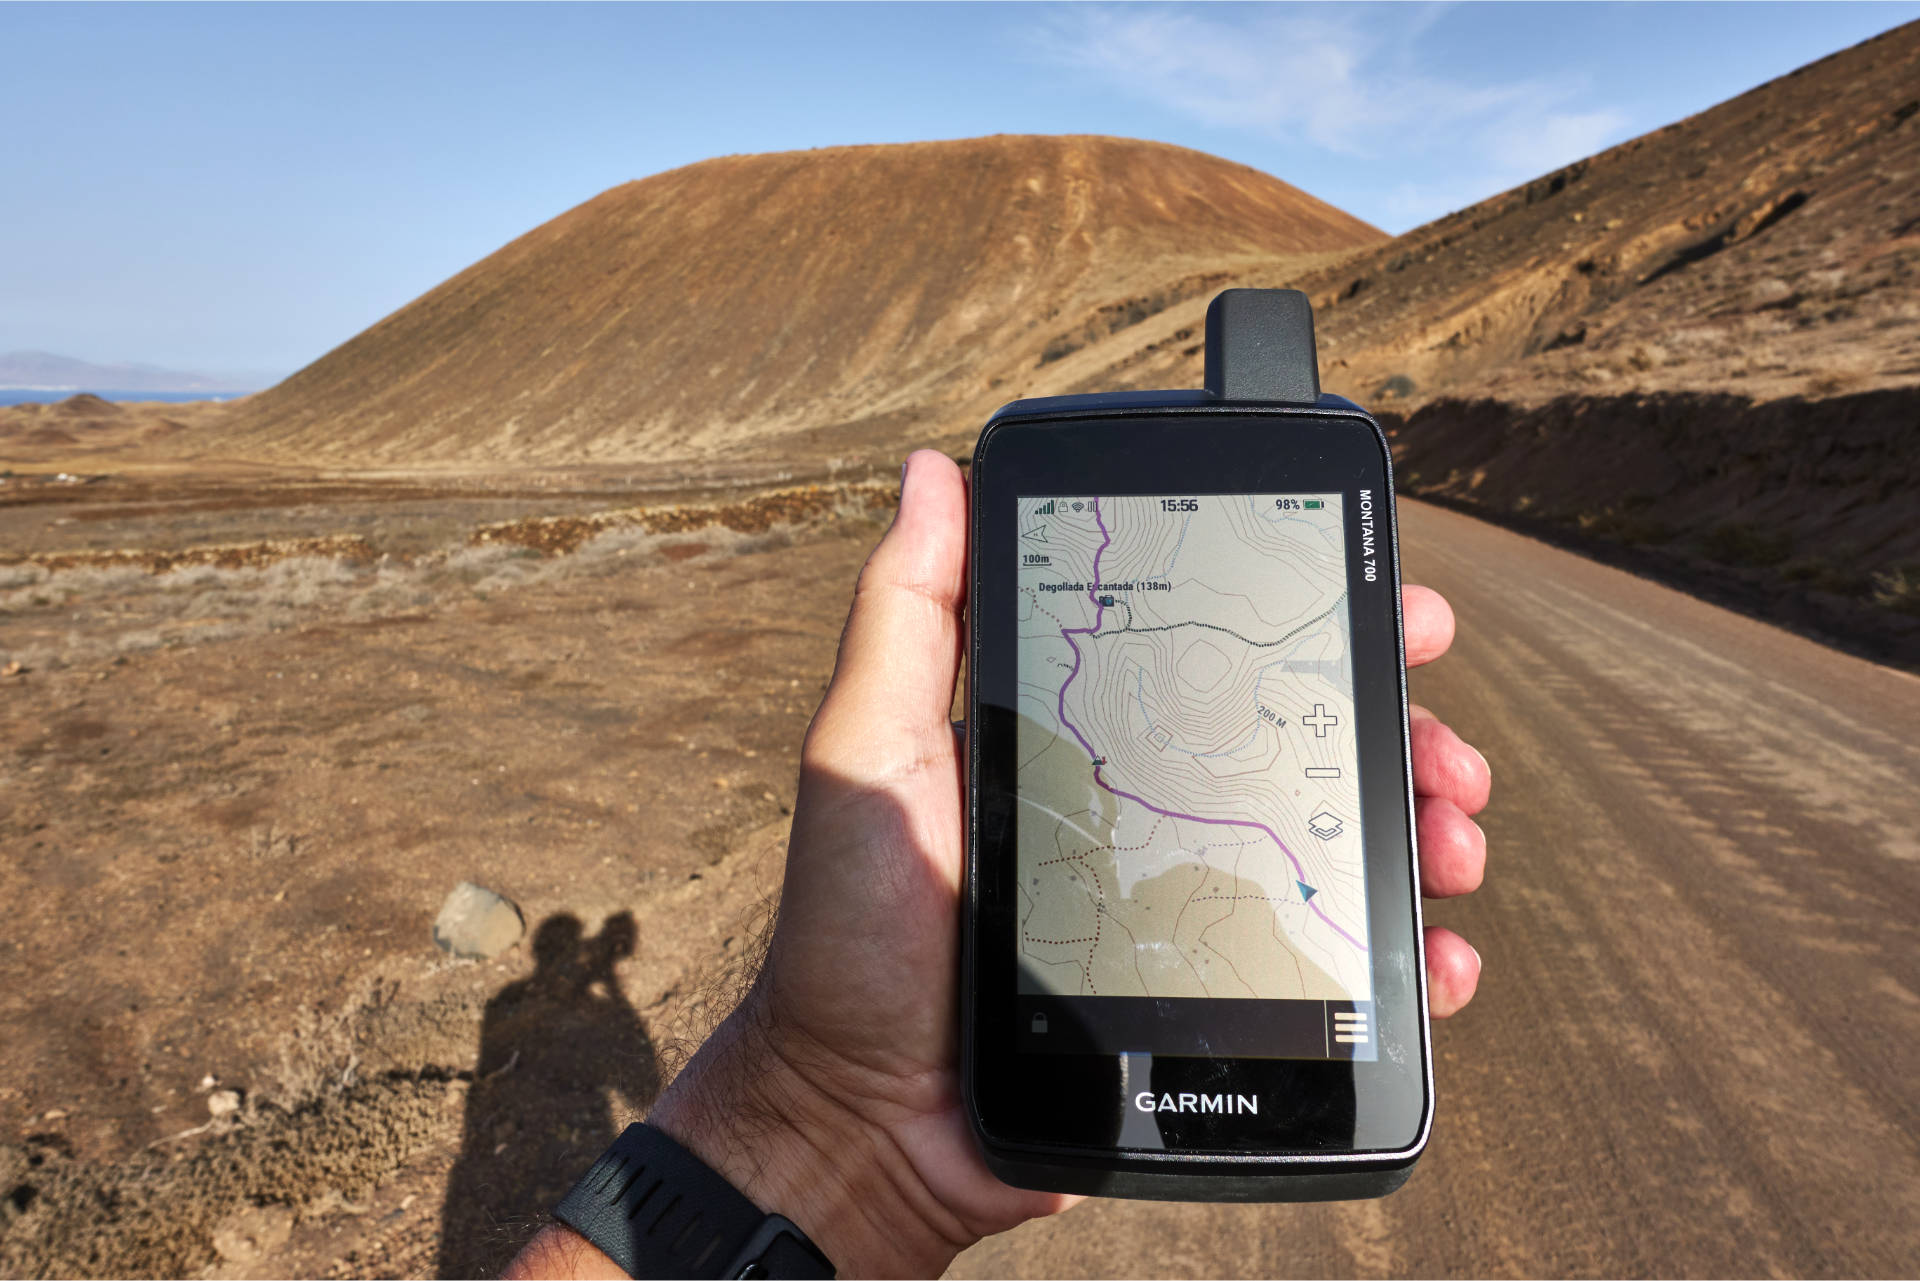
[963,289,1430,1202]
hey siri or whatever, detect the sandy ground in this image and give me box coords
[3,481,1917,1277]
[0,477,884,1276]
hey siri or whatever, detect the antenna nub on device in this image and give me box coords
[1203,289,1321,404]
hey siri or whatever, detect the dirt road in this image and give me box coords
[4,486,1915,1277]
[956,498,1920,1277]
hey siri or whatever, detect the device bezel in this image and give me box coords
[962,397,1431,1184]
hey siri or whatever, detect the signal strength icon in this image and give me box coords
[1035,499,1057,516]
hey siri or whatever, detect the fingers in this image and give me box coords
[1410,712,1491,816]
[806,452,968,772]
[1415,797,1485,897]
[1402,585,1454,668]
[1425,927,1481,1017]
[1400,586,1484,1018]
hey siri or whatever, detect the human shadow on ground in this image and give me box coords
[436,911,662,1279]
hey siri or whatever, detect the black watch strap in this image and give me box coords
[554,1123,835,1279]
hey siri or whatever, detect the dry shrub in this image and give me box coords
[3,564,150,605]
[162,564,228,590]
[179,588,239,620]
[1626,342,1668,371]
[1870,565,1920,615]
[257,556,361,608]
[1666,324,1727,350]
[259,982,395,1113]
[1,642,64,672]
[1874,297,1920,326]
[1701,522,1793,568]
[1802,354,1870,397]
[1581,509,1676,546]
[114,629,168,654]
[1802,267,1848,294]
[2,481,895,666]
[437,543,523,579]
[344,577,434,616]
[0,563,48,590]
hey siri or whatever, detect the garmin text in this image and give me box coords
[1133,1092,1260,1115]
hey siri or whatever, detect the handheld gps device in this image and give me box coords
[962,289,1429,1202]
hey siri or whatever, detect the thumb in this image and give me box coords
[804,450,968,779]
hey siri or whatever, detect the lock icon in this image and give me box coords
[1031,1012,1049,1034]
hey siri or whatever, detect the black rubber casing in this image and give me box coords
[961,387,1431,1202]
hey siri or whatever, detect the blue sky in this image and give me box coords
[4,2,1915,382]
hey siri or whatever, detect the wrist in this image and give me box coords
[646,996,972,1277]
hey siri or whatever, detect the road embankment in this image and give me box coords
[1380,388,1920,669]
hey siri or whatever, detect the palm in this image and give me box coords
[637,451,1488,1277]
[770,672,1074,1236]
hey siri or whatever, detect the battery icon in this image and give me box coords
[1304,499,1324,510]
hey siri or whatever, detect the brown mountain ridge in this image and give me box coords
[1051,19,1920,407]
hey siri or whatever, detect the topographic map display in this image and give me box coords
[1015,493,1373,1004]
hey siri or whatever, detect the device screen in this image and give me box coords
[1014,492,1376,1062]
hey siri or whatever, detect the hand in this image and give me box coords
[509,451,1491,1278]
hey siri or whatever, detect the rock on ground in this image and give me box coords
[432,883,525,960]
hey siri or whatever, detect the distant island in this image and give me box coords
[0,350,271,401]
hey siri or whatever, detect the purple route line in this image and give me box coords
[1053,498,1370,955]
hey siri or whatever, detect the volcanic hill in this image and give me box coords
[1309,18,1920,407]
[1058,19,1920,406]
[194,135,1381,469]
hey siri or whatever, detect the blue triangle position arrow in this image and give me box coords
[1297,880,1318,902]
